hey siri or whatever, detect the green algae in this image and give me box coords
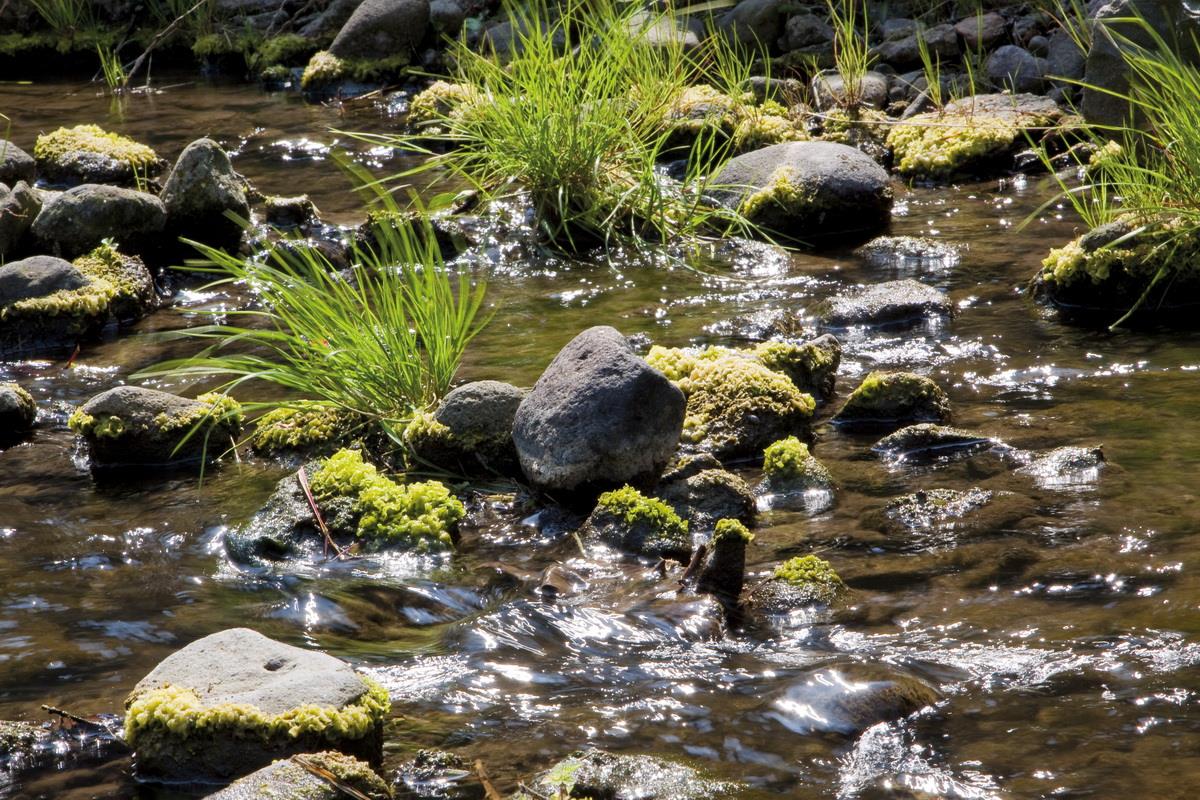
[407,80,485,126]
[773,555,845,602]
[595,486,688,540]
[680,356,814,453]
[33,124,158,174]
[251,403,360,456]
[1039,217,1200,291]
[301,50,411,89]
[886,107,1057,179]
[762,436,832,486]
[835,371,950,425]
[712,517,753,545]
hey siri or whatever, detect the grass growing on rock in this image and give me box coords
[356,0,760,251]
[138,198,488,448]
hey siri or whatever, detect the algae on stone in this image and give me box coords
[762,436,832,489]
[585,485,691,559]
[251,403,361,457]
[33,124,160,185]
[833,371,950,429]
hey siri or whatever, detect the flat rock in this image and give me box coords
[872,423,995,462]
[767,663,940,735]
[854,235,962,272]
[832,371,951,432]
[813,278,951,328]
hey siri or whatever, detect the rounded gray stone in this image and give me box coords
[31,184,165,259]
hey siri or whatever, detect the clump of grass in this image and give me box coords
[825,0,874,110]
[27,0,91,35]
[97,44,127,92]
[1034,11,1200,326]
[354,0,755,251]
[138,196,489,445]
[915,23,945,112]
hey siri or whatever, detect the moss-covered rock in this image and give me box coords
[743,554,847,614]
[583,485,691,559]
[757,435,834,504]
[657,466,756,532]
[402,380,524,477]
[406,80,485,127]
[207,752,392,799]
[300,49,412,89]
[250,403,362,459]
[0,382,36,445]
[124,628,389,783]
[645,345,815,461]
[69,386,243,468]
[832,371,950,431]
[32,124,162,187]
[526,749,738,800]
[694,518,753,606]
[0,245,156,353]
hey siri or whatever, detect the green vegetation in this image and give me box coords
[594,486,689,541]
[96,44,127,92]
[825,0,874,109]
[307,449,463,550]
[250,402,362,456]
[762,436,832,486]
[356,0,757,251]
[772,555,846,603]
[139,200,488,447]
[27,0,92,35]
[1036,13,1200,326]
[34,124,159,174]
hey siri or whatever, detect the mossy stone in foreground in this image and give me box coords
[832,371,950,431]
[402,380,525,477]
[762,436,832,490]
[0,383,36,444]
[695,518,753,604]
[125,628,389,783]
[584,485,691,559]
[32,124,162,187]
[743,554,846,616]
[207,752,392,799]
[69,386,243,468]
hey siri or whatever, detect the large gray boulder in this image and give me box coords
[0,181,41,258]
[712,141,893,241]
[513,326,685,495]
[1082,0,1200,127]
[329,0,430,61]
[0,140,35,186]
[986,44,1046,93]
[124,628,387,782]
[0,255,86,305]
[71,386,242,468]
[811,69,889,110]
[718,0,785,50]
[160,138,249,251]
[31,184,165,259]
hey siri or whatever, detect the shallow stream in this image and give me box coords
[2,78,1199,799]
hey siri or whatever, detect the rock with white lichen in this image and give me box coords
[69,386,243,468]
[207,752,392,799]
[710,140,893,242]
[124,628,389,783]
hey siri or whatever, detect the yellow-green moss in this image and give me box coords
[124,675,390,749]
[401,411,453,449]
[731,112,807,152]
[1039,218,1200,289]
[836,371,949,423]
[308,449,462,551]
[407,80,485,126]
[740,166,819,222]
[662,84,745,140]
[762,436,831,485]
[68,392,243,440]
[301,50,345,88]
[886,109,1058,179]
[712,517,753,545]
[773,555,845,602]
[681,356,815,449]
[818,107,888,145]
[301,752,392,798]
[1,242,143,328]
[595,485,688,539]
[251,403,359,455]
[301,50,411,88]
[33,124,158,173]
[257,34,317,68]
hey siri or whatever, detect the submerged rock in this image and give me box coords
[32,124,162,187]
[767,663,940,735]
[1018,445,1105,489]
[0,139,35,186]
[404,380,524,477]
[742,555,847,615]
[755,436,835,514]
[0,383,36,445]
[0,720,45,769]
[31,183,166,259]
[863,487,1035,544]
[854,235,962,272]
[124,628,389,783]
[813,278,951,328]
[871,423,995,463]
[395,749,470,798]
[160,137,250,252]
[832,371,951,431]
[0,245,157,354]
[513,326,685,495]
[581,485,692,560]
[69,386,243,468]
[525,749,737,800]
[0,180,40,258]
[264,194,320,229]
[657,465,756,532]
[711,140,893,242]
[208,752,392,799]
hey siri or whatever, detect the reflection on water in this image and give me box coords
[2,78,1200,798]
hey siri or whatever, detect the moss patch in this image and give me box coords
[301,50,411,89]
[596,485,688,539]
[1039,217,1200,292]
[33,124,158,174]
[834,371,950,426]
[773,555,845,603]
[886,107,1057,180]
[762,436,831,486]
[307,449,462,551]
[251,403,360,456]
[407,80,485,126]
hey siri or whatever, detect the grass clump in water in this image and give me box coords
[358,0,758,251]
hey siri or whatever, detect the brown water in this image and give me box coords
[2,78,1200,799]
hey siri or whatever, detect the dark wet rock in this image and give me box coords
[1045,29,1087,82]
[0,140,35,186]
[428,0,466,34]
[813,278,951,328]
[125,628,387,783]
[70,386,242,468]
[711,141,893,242]
[527,749,737,800]
[811,70,889,111]
[1017,445,1105,489]
[718,0,784,51]
[868,487,993,533]
[395,749,470,797]
[854,235,962,272]
[225,470,328,564]
[582,485,692,560]
[766,663,940,735]
[833,371,951,432]
[31,184,166,259]
[0,383,36,444]
[657,467,756,532]
[863,487,1036,543]
[0,255,86,304]
[209,752,391,799]
[329,0,430,63]
[0,180,41,258]
[986,45,1046,93]
[299,0,363,39]
[873,23,957,68]
[955,11,1007,50]
[404,380,525,477]
[160,138,250,252]
[694,519,753,607]
[781,9,833,51]
[264,194,319,229]
[659,452,723,484]
[742,554,846,615]
[871,424,995,463]
[513,326,685,496]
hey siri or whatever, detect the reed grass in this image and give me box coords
[27,0,91,34]
[826,0,874,109]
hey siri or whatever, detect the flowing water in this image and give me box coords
[1,78,1199,799]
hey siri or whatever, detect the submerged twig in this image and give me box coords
[292,754,376,800]
[297,465,350,560]
[474,759,505,800]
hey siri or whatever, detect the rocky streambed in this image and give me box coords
[2,66,1200,800]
